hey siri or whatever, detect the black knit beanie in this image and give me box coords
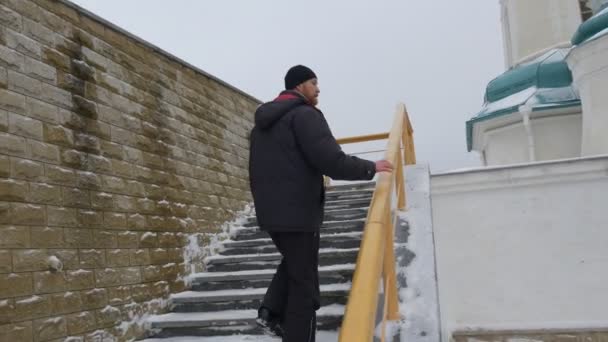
[284,65,317,90]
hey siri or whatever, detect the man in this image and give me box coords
[249,65,393,341]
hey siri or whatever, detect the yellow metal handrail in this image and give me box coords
[337,103,416,341]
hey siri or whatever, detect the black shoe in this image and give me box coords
[256,307,284,337]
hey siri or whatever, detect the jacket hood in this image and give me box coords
[254,91,308,129]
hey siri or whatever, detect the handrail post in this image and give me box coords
[383,203,400,321]
[396,145,406,210]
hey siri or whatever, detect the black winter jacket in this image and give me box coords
[249,91,376,232]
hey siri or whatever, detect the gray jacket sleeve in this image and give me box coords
[292,107,376,181]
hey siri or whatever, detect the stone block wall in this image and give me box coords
[0,0,259,340]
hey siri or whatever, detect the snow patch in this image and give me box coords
[180,204,255,287]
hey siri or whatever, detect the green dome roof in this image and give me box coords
[466,48,580,151]
[572,5,608,45]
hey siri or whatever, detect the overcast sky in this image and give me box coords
[71,0,505,173]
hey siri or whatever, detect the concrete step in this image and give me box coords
[243,207,368,228]
[191,264,354,292]
[171,283,350,312]
[172,295,348,314]
[326,181,376,192]
[205,248,359,273]
[173,283,350,303]
[220,232,362,256]
[325,188,374,201]
[148,304,345,337]
[235,219,365,240]
[324,197,372,210]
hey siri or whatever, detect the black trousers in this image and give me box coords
[262,231,320,342]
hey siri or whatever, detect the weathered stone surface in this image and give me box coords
[80,288,107,311]
[0,250,11,273]
[79,249,105,269]
[66,269,95,291]
[0,322,33,341]
[0,273,33,299]
[50,291,82,315]
[0,0,257,340]
[13,249,48,272]
[10,203,45,225]
[12,158,44,180]
[14,294,51,321]
[0,225,29,248]
[33,271,67,294]
[30,227,64,248]
[33,316,67,341]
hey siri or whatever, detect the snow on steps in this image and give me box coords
[171,283,351,304]
[149,304,346,329]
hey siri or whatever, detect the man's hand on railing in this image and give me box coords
[375,160,394,173]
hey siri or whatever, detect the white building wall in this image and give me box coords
[567,35,608,156]
[501,0,582,66]
[430,156,608,339]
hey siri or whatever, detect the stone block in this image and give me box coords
[12,158,45,180]
[66,311,96,335]
[29,140,60,164]
[90,192,113,210]
[47,206,78,227]
[44,124,74,147]
[0,322,33,341]
[103,212,126,229]
[126,213,146,230]
[0,156,8,178]
[9,112,43,140]
[24,55,57,83]
[30,226,64,248]
[107,286,131,305]
[77,210,103,228]
[65,269,95,291]
[33,271,67,294]
[50,291,81,315]
[64,228,93,248]
[106,249,129,267]
[8,70,42,97]
[26,97,60,124]
[0,44,24,72]
[33,316,67,341]
[14,294,51,321]
[129,249,150,266]
[0,250,11,273]
[45,165,76,185]
[79,249,105,269]
[0,88,26,114]
[0,178,28,201]
[61,187,90,208]
[139,232,157,248]
[10,203,45,225]
[117,231,138,248]
[0,4,23,31]
[80,288,107,311]
[13,249,47,272]
[0,272,32,298]
[40,83,72,109]
[92,230,117,248]
[0,132,27,157]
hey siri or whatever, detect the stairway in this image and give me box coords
[145,181,376,339]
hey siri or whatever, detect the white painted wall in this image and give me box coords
[429,156,608,339]
[533,114,583,160]
[500,0,582,67]
[567,35,608,156]
[475,110,582,166]
[483,120,529,165]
